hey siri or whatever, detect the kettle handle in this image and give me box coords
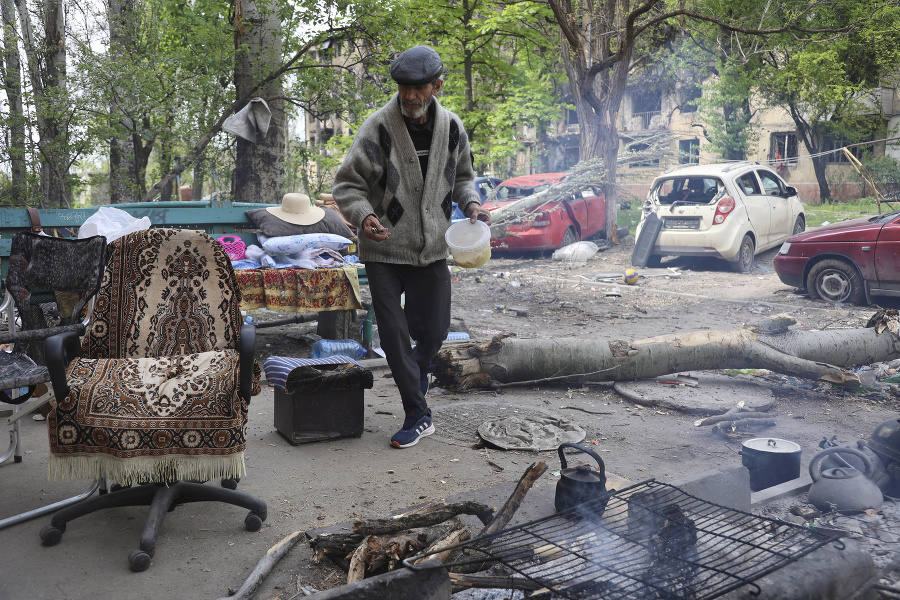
[809,446,873,482]
[558,443,606,476]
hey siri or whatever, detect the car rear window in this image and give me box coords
[652,177,723,205]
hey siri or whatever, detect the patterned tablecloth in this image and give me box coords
[235,264,362,313]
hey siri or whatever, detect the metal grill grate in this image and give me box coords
[405,480,837,599]
[430,401,565,444]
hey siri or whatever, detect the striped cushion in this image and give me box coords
[263,355,361,391]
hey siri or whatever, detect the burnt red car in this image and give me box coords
[484,173,607,252]
[773,211,900,304]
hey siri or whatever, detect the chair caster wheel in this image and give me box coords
[221,478,238,490]
[245,512,263,532]
[39,524,64,546]
[129,549,152,572]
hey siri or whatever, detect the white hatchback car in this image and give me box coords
[633,162,806,272]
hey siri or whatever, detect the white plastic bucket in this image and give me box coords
[445,220,491,268]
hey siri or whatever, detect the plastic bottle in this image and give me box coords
[311,339,366,360]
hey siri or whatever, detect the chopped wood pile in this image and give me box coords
[308,462,547,585]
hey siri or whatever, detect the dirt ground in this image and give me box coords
[2,240,900,600]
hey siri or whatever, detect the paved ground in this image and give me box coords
[2,241,900,600]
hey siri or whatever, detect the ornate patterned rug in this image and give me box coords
[235,265,362,313]
[48,229,256,485]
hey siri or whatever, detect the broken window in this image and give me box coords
[771,133,799,165]
[679,139,700,164]
[824,136,868,163]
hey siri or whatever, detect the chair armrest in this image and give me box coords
[0,323,85,345]
[45,331,82,401]
[239,323,256,402]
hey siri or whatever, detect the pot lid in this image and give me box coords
[742,438,801,453]
[563,464,605,483]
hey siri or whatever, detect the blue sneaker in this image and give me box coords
[391,408,435,448]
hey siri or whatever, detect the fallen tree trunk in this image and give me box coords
[432,322,900,391]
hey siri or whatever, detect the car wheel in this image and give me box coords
[560,227,578,248]
[729,234,754,273]
[646,255,662,268]
[807,259,864,304]
[792,216,805,236]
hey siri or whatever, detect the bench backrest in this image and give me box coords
[0,200,276,284]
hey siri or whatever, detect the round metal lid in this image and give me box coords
[563,464,605,483]
[742,438,801,453]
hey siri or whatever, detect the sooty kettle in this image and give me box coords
[555,443,612,517]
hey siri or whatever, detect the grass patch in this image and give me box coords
[803,197,888,227]
[617,198,644,237]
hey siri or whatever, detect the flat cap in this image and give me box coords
[390,46,443,85]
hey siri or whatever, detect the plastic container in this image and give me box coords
[444,332,471,341]
[311,339,366,360]
[445,220,491,268]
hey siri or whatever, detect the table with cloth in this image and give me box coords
[234,264,363,313]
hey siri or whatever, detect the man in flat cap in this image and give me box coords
[333,45,491,448]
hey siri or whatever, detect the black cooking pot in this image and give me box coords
[869,419,900,463]
[555,443,611,517]
[740,438,802,492]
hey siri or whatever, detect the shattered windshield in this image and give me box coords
[871,211,900,224]
[652,177,724,205]
[493,182,556,201]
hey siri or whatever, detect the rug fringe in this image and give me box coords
[48,453,246,486]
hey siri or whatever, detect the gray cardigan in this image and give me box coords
[333,94,480,266]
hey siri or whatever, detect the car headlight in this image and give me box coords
[778,242,791,255]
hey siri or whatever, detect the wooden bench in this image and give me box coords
[0,200,371,344]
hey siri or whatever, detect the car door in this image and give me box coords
[757,169,792,244]
[874,215,900,290]
[734,172,771,246]
[562,190,590,237]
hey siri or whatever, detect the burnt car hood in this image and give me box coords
[789,216,883,243]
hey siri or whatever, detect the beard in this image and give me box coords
[401,95,433,121]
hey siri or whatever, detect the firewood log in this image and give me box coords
[352,499,494,535]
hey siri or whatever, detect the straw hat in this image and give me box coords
[266,193,325,226]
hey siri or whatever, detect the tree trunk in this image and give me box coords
[1,0,25,205]
[40,0,68,208]
[14,0,68,208]
[553,0,634,245]
[432,324,900,391]
[787,103,831,201]
[107,0,140,203]
[193,158,205,203]
[811,154,832,201]
[233,0,285,204]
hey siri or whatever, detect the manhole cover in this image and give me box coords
[431,401,580,446]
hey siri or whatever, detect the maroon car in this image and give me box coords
[773,211,900,304]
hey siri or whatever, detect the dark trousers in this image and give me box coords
[366,260,451,415]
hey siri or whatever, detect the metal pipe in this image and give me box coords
[0,479,100,530]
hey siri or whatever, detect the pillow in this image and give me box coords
[246,207,354,238]
[261,233,352,255]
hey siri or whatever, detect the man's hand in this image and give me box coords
[362,215,391,241]
[464,202,492,225]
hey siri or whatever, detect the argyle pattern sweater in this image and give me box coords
[333,94,480,266]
